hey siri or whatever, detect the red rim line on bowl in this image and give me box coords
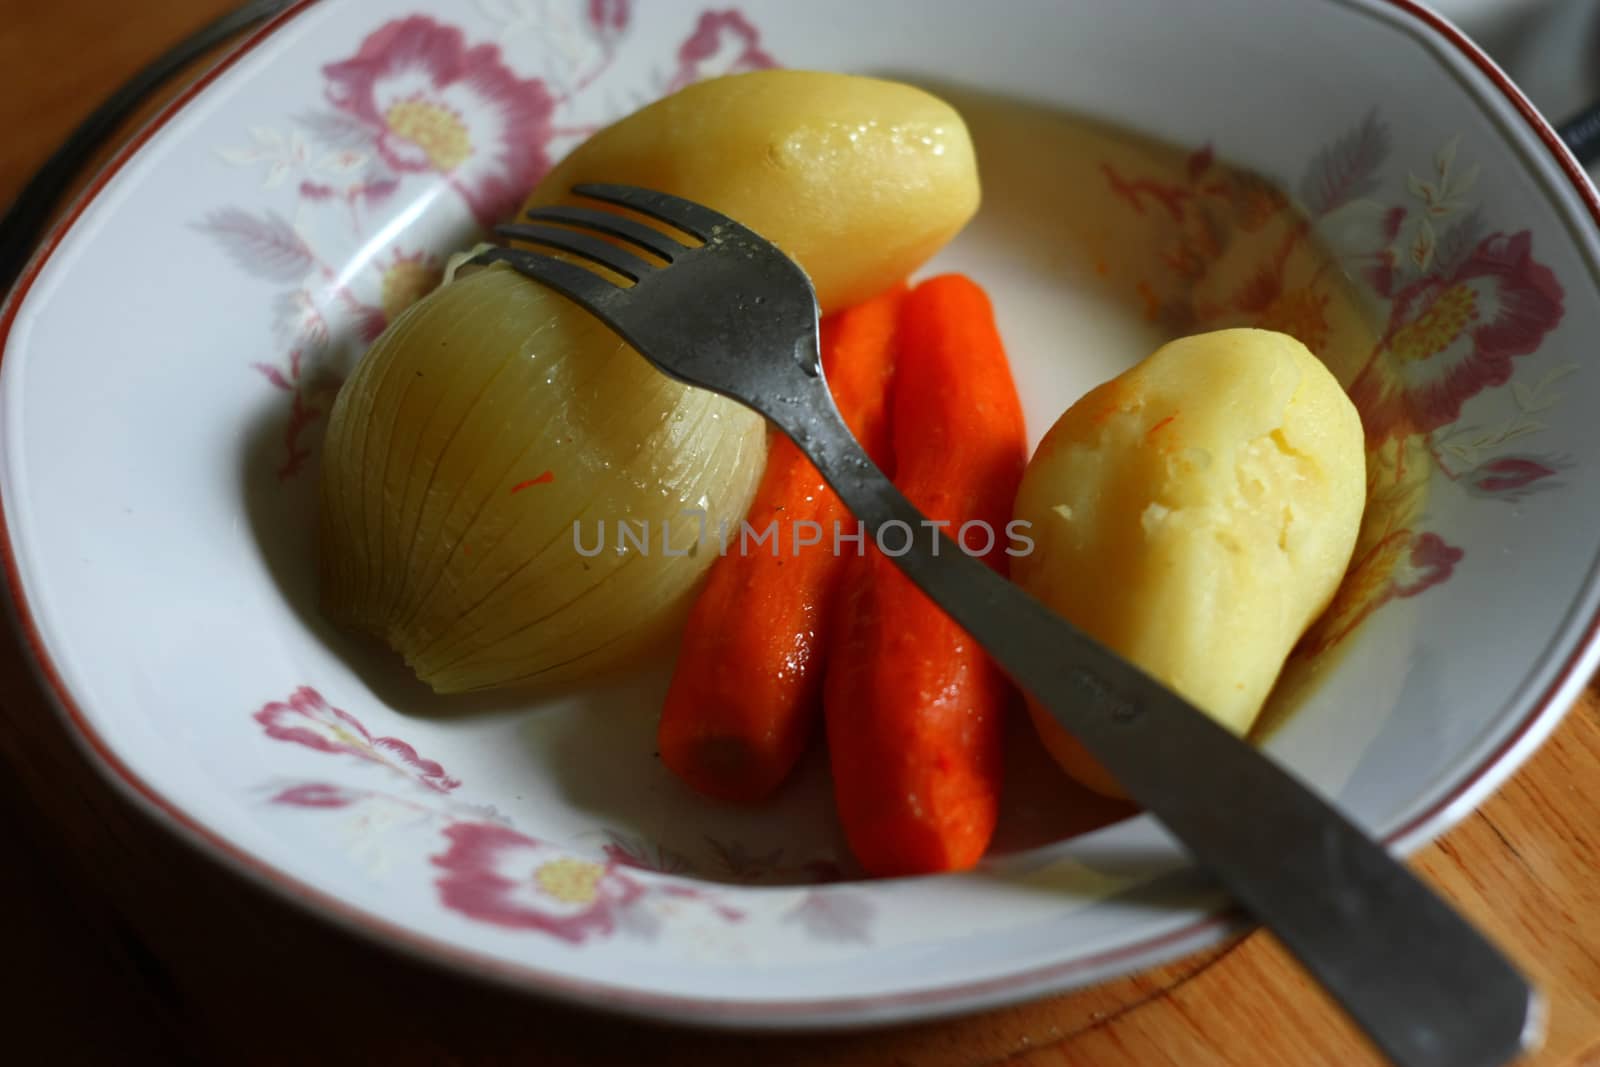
[1,0,1598,1026]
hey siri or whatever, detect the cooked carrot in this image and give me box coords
[657,285,905,803]
[824,273,1027,876]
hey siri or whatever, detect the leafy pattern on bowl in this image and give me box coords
[255,686,461,792]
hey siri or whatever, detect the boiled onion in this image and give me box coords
[319,268,767,692]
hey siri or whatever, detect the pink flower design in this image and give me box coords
[254,686,460,792]
[1463,455,1566,500]
[1392,531,1464,597]
[433,823,645,942]
[1349,231,1564,441]
[270,783,361,808]
[1301,529,1464,655]
[586,0,632,50]
[322,16,555,226]
[1365,204,1488,299]
[667,11,777,91]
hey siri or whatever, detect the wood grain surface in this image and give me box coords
[3,3,1598,1064]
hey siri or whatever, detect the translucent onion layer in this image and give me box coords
[319,267,767,692]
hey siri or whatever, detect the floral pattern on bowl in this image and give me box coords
[255,685,861,946]
[1099,113,1568,656]
[200,5,775,478]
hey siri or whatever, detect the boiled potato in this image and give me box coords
[526,70,979,312]
[1012,329,1365,796]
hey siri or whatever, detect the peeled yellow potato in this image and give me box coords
[526,69,979,312]
[1011,329,1365,796]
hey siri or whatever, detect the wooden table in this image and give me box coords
[4,3,1599,1064]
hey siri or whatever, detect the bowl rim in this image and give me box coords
[2,0,1596,1029]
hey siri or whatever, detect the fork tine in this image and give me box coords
[496,223,655,282]
[523,205,687,262]
[571,183,727,242]
[471,246,621,307]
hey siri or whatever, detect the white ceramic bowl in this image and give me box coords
[4,0,1599,1027]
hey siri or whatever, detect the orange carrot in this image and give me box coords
[657,285,905,803]
[824,274,1027,876]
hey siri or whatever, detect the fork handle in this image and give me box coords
[782,393,1535,1067]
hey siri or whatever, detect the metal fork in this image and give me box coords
[475,183,1537,1067]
